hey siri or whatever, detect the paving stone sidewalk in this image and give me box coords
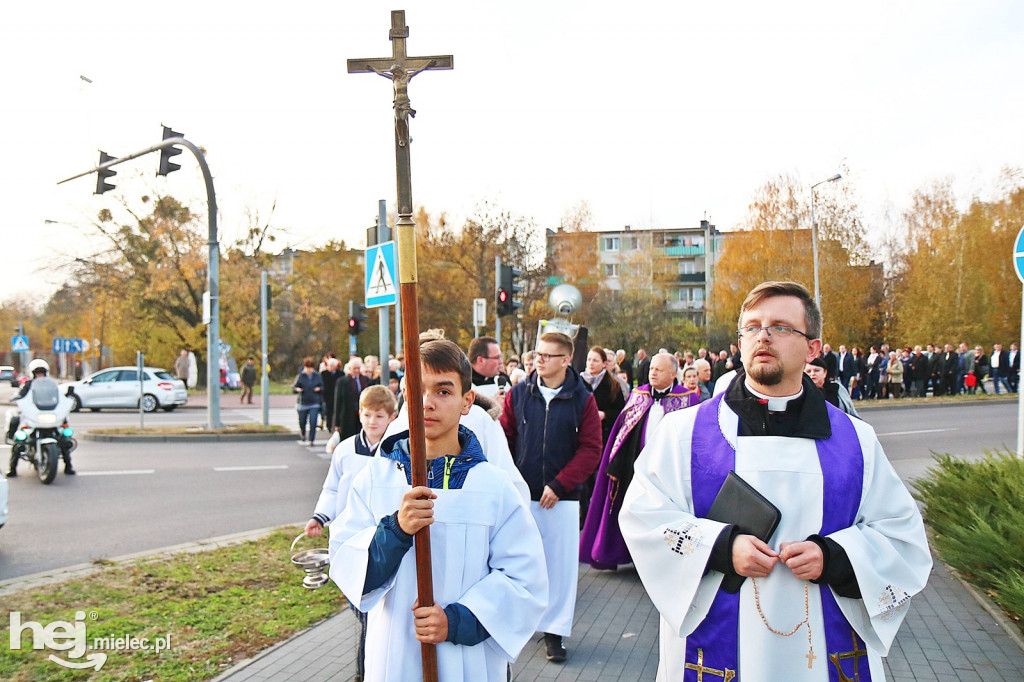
[216,558,1024,682]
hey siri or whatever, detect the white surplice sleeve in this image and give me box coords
[619,409,729,637]
[313,436,355,522]
[328,463,403,611]
[456,470,548,661]
[827,420,932,655]
[462,405,531,504]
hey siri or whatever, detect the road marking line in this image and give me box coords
[213,465,289,472]
[76,469,156,476]
[875,428,958,437]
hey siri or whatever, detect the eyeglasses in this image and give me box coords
[737,325,811,340]
[534,353,567,362]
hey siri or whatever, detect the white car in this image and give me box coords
[0,475,8,529]
[66,366,188,413]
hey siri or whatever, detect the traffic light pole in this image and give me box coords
[348,301,357,358]
[495,256,502,342]
[58,135,224,429]
[261,270,270,427]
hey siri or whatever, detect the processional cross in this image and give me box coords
[347,11,453,682]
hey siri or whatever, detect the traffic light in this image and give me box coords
[95,151,117,195]
[348,303,368,336]
[497,264,522,317]
[157,126,184,176]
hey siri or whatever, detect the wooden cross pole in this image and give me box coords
[348,10,452,682]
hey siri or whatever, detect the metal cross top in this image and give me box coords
[347,11,452,682]
[348,10,453,150]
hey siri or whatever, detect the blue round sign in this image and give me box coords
[1016,225,1024,285]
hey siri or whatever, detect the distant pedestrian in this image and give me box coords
[174,350,190,388]
[240,357,257,404]
[320,358,342,431]
[293,358,324,447]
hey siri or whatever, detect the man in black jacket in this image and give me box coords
[333,358,369,440]
[907,346,929,397]
[990,343,1012,394]
[1010,343,1020,392]
[940,344,959,396]
[635,348,651,387]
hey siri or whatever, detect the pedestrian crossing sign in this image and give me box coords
[11,335,29,353]
[365,241,397,308]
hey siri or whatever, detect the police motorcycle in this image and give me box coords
[6,360,77,484]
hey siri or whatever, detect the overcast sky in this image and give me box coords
[3,1,1023,303]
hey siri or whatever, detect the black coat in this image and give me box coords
[941,351,960,376]
[588,372,626,446]
[320,368,342,430]
[636,356,651,387]
[837,352,857,382]
[333,374,368,440]
[907,353,930,381]
[822,351,838,381]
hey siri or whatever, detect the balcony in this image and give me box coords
[662,245,706,257]
[677,272,706,283]
[666,300,705,312]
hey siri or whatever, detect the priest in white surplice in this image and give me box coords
[620,281,931,682]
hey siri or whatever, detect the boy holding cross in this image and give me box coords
[329,340,548,681]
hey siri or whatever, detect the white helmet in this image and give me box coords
[28,358,49,375]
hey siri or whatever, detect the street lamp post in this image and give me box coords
[810,173,843,311]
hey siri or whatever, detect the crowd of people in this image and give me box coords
[823,342,1020,399]
[298,282,932,681]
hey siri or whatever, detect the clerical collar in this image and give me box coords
[651,384,674,400]
[744,380,803,412]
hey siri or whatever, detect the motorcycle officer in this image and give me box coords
[6,359,75,477]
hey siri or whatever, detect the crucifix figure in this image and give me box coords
[348,11,453,147]
[347,10,453,682]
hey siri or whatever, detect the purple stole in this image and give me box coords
[580,384,700,567]
[608,385,699,462]
[684,393,871,682]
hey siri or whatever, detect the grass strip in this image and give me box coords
[187,382,301,397]
[912,449,1024,634]
[1,526,345,681]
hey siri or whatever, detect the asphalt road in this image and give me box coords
[856,399,1017,480]
[0,393,1018,582]
[0,436,333,581]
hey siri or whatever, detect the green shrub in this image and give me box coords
[912,450,1024,632]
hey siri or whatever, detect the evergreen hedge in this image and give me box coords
[912,451,1024,633]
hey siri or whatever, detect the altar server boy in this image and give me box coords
[330,340,548,681]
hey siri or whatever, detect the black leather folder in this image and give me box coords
[706,470,782,593]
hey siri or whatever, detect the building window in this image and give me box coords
[629,236,639,250]
[603,237,620,251]
[678,260,695,275]
[678,287,705,304]
[604,263,620,277]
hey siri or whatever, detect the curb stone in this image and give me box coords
[0,524,304,597]
[82,432,296,443]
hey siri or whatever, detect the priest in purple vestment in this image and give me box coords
[580,352,700,569]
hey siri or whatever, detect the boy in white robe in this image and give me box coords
[330,340,548,682]
[306,385,397,682]
[307,385,398,539]
[620,281,931,682]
